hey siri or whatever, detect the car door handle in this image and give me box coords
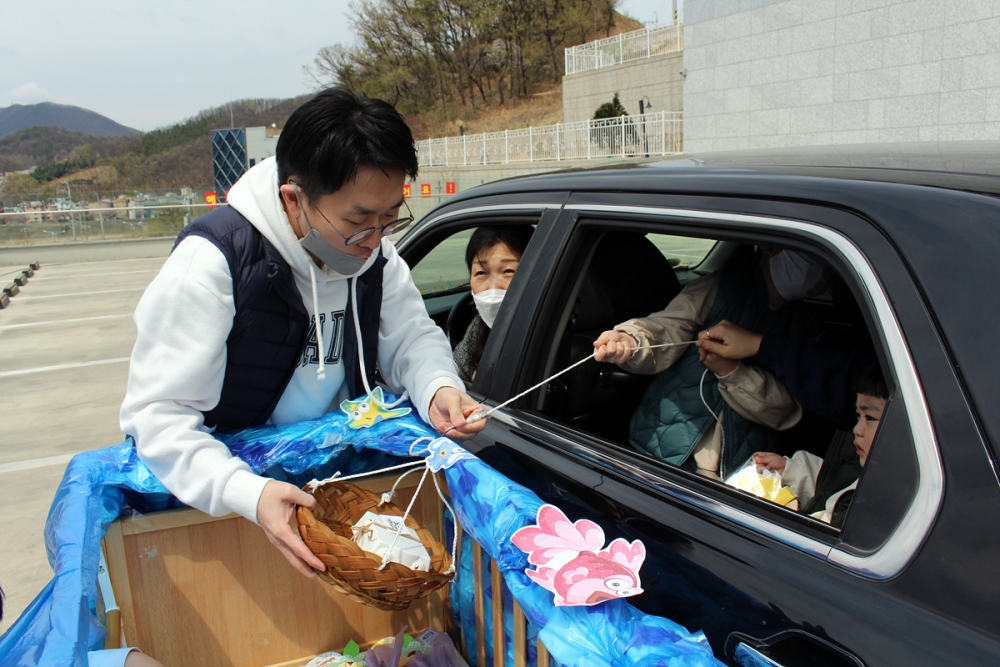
[726,630,865,667]
[734,643,783,667]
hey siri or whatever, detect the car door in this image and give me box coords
[452,188,1000,667]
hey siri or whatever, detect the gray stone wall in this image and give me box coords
[684,0,1000,152]
[562,51,685,124]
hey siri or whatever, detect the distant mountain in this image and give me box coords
[0,96,308,194]
[0,102,139,139]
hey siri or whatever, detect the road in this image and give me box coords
[0,256,165,632]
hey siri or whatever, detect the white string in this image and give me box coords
[304,459,424,492]
[376,466,431,571]
[465,340,699,426]
[382,466,424,504]
[304,434,461,573]
[699,367,724,454]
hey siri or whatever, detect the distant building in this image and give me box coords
[210,125,280,202]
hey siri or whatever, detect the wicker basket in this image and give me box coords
[296,480,454,611]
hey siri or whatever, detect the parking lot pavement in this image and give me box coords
[0,256,165,632]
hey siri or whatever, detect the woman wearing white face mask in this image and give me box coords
[453,226,534,381]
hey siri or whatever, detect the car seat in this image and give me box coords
[547,231,681,443]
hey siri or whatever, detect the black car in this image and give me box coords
[396,146,1000,667]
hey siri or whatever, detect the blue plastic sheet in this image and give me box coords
[0,395,722,667]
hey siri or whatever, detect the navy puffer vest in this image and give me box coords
[174,206,384,432]
[629,268,816,478]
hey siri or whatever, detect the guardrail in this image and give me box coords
[0,203,213,246]
[564,23,683,76]
[417,111,683,167]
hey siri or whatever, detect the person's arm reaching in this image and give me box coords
[594,274,720,373]
[716,361,802,431]
[699,320,873,429]
[374,241,485,438]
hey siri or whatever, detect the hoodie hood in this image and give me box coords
[226,157,380,284]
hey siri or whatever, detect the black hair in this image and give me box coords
[464,226,534,271]
[856,364,889,400]
[276,87,418,201]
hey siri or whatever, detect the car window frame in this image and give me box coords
[489,201,943,580]
[396,202,566,397]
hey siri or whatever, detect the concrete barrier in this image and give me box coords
[0,237,174,267]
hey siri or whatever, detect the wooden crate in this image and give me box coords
[102,473,551,667]
[102,475,446,667]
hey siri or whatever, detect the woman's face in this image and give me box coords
[470,242,522,294]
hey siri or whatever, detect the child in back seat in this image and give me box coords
[751,365,888,527]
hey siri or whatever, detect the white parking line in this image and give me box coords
[15,287,145,300]
[44,256,167,267]
[0,314,132,330]
[0,357,130,378]
[0,453,75,475]
[34,269,159,278]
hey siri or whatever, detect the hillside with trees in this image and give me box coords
[306,0,634,124]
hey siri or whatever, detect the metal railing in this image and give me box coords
[564,23,683,76]
[417,111,683,167]
[0,203,215,246]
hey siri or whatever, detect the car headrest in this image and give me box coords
[572,232,681,332]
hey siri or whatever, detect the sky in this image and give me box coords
[0,0,681,132]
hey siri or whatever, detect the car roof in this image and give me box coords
[443,141,1000,201]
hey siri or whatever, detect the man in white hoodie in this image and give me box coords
[121,88,485,577]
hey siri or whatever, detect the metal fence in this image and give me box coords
[0,204,213,246]
[417,111,683,167]
[564,23,684,76]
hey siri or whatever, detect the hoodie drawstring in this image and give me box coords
[306,254,410,407]
[309,264,327,381]
[351,276,372,396]
[350,275,409,408]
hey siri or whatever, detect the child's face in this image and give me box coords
[853,393,887,466]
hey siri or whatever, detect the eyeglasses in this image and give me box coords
[291,182,415,246]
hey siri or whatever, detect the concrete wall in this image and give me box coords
[684,0,1000,152]
[562,51,685,124]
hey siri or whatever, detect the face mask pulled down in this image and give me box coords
[292,183,368,275]
[299,228,367,275]
[473,289,506,328]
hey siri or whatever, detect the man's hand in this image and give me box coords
[697,320,763,360]
[698,345,739,377]
[429,386,486,439]
[593,330,634,364]
[257,480,327,578]
[753,451,787,474]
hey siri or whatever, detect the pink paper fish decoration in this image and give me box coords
[511,504,646,607]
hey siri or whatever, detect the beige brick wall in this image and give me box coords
[684,0,1000,152]
[562,51,685,124]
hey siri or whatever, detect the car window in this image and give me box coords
[401,221,539,367]
[409,228,473,296]
[645,233,716,269]
[512,217,918,562]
